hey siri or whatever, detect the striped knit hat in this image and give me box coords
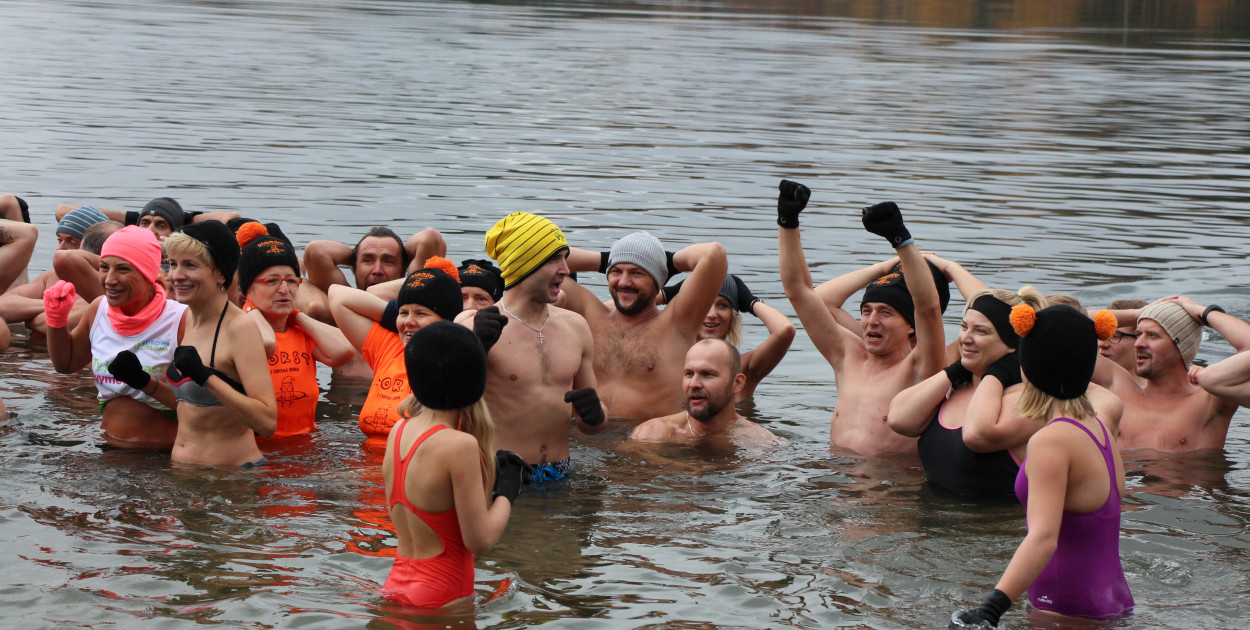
[57,206,109,241]
[484,212,569,289]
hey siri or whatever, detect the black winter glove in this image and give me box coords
[984,352,1022,388]
[492,450,534,504]
[943,359,973,389]
[565,388,605,426]
[660,279,685,304]
[665,250,680,281]
[861,201,913,248]
[776,179,811,229]
[473,306,508,354]
[379,299,400,333]
[598,251,610,274]
[173,346,214,386]
[107,350,151,391]
[731,275,761,315]
[950,589,1011,629]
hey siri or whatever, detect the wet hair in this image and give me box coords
[351,226,409,271]
[1016,380,1096,423]
[1109,299,1148,310]
[396,396,496,489]
[80,220,124,255]
[1045,294,1087,316]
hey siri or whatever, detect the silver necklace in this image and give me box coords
[499,301,550,344]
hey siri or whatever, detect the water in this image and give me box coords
[3,0,1250,628]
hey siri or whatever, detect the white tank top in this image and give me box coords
[89,297,187,407]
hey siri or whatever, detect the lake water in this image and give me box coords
[3,1,1250,628]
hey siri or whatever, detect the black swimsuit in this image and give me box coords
[917,400,1020,499]
[166,302,246,407]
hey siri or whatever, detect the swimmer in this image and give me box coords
[54,206,110,251]
[477,212,605,481]
[381,320,530,610]
[562,230,728,421]
[1097,298,1147,387]
[45,226,186,449]
[0,218,38,293]
[54,197,241,243]
[53,220,124,302]
[164,222,277,466]
[889,287,1042,498]
[950,304,1132,627]
[659,274,795,400]
[631,339,780,446]
[1092,298,1250,451]
[329,257,464,439]
[236,223,355,439]
[300,226,447,323]
[778,181,949,455]
[456,258,504,313]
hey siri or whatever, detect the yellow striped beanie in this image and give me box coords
[484,212,570,289]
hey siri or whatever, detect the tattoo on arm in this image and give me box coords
[0,227,11,245]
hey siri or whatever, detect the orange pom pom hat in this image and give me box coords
[1017,304,1100,400]
[1092,310,1118,342]
[397,257,463,322]
[235,221,269,249]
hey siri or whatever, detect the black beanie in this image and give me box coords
[239,235,301,291]
[860,262,951,327]
[16,196,30,223]
[180,221,240,289]
[226,216,257,234]
[458,258,504,303]
[1019,305,1098,400]
[405,320,487,410]
[397,267,462,322]
[141,197,185,230]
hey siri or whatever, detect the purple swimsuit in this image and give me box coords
[1014,417,1134,619]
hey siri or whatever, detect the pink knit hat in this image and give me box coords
[99,225,162,284]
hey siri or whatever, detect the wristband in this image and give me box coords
[1201,304,1225,326]
[894,238,914,248]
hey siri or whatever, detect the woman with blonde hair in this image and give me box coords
[163,221,277,466]
[889,286,1045,498]
[381,320,529,610]
[950,304,1132,627]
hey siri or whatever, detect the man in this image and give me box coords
[1094,298,1250,452]
[54,197,240,242]
[631,339,779,445]
[479,212,606,482]
[1098,298,1147,387]
[300,226,446,323]
[561,232,728,421]
[777,180,948,456]
[0,218,94,335]
[458,258,503,312]
[55,206,110,251]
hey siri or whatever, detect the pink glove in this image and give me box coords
[42,280,77,329]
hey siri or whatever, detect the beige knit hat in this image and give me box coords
[1138,302,1201,367]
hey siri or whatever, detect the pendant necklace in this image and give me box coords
[499,301,550,344]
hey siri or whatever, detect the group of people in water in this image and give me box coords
[2,181,1248,626]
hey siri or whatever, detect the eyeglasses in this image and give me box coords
[254,276,303,289]
[1109,330,1137,344]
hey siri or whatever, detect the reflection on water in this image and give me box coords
[2,0,1250,628]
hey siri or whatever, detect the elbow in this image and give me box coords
[885,411,919,437]
[327,347,357,367]
[962,426,992,452]
[777,322,796,344]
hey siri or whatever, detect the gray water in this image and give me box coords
[3,1,1250,628]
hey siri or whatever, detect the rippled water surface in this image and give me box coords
[3,1,1250,628]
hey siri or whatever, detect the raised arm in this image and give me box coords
[962,381,1033,455]
[923,252,987,302]
[403,228,447,274]
[566,247,605,274]
[293,310,357,367]
[52,249,104,302]
[1194,351,1250,407]
[0,219,38,291]
[304,240,354,292]
[328,284,387,350]
[814,255,897,315]
[365,276,403,301]
[736,277,795,390]
[47,292,98,374]
[1173,297,1250,353]
[664,241,728,338]
[55,204,124,223]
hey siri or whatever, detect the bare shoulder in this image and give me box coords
[552,306,593,338]
[732,419,781,444]
[630,413,684,440]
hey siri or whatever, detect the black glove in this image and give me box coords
[950,589,1011,629]
[473,306,508,354]
[379,299,400,333]
[565,388,605,426]
[984,352,1021,388]
[731,275,761,315]
[492,450,534,504]
[660,279,685,304]
[776,179,811,229]
[861,201,913,248]
[107,350,151,391]
[665,250,680,281]
[944,359,973,389]
[598,251,610,274]
[173,346,214,386]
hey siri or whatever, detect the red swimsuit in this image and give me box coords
[382,423,475,608]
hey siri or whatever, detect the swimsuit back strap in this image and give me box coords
[208,299,229,367]
[389,423,451,509]
[1050,416,1107,450]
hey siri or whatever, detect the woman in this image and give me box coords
[889,287,1045,498]
[950,304,1132,627]
[163,221,277,466]
[45,225,186,449]
[381,320,528,610]
[661,274,795,399]
[236,222,355,440]
[329,257,461,440]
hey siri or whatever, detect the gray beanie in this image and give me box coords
[608,231,667,285]
[718,275,739,311]
[1139,301,1201,367]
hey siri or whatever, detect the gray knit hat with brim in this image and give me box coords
[607,231,667,285]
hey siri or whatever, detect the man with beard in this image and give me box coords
[562,231,727,421]
[630,339,778,444]
[1093,298,1250,452]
